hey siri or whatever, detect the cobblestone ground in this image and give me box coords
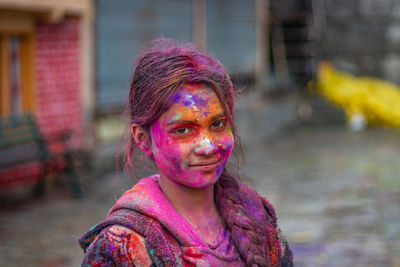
[242,126,400,267]
[0,124,399,266]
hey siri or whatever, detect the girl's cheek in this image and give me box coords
[152,141,184,175]
[163,139,186,161]
[170,157,183,174]
[150,123,162,145]
[151,123,176,153]
[217,135,234,153]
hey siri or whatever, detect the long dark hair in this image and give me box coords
[123,39,279,266]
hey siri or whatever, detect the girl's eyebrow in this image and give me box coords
[167,119,195,125]
[209,112,226,121]
[167,112,225,126]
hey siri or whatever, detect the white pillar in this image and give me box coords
[80,0,95,150]
[255,0,269,95]
[193,0,207,52]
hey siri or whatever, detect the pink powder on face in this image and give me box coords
[149,84,234,188]
[215,136,234,177]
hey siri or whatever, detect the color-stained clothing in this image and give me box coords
[79,175,293,266]
[82,225,152,266]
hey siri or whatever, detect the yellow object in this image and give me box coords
[314,62,400,127]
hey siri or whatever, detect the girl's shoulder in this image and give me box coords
[81,225,152,267]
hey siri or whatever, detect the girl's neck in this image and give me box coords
[158,174,223,244]
[158,174,218,216]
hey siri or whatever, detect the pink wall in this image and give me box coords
[36,18,83,149]
[0,18,84,193]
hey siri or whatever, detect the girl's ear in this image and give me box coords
[131,124,152,156]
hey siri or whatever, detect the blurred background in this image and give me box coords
[1,0,400,266]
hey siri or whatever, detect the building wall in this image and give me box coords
[95,0,258,113]
[207,0,256,74]
[96,0,193,111]
[322,0,400,83]
[1,18,83,191]
[36,18,83,148]
[0,1,93,192]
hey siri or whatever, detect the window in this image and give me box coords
[0,11,36,116]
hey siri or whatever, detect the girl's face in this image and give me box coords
[150,84,234,189]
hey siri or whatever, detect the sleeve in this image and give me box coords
[81,225,153,267]
[276,226,294,267]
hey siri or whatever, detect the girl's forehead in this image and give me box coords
[172,84,220,109]
[157,84,224,123]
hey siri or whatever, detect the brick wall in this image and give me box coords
[36,18,83,150]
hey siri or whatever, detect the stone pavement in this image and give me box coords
[0,124,399,266]
[242,126,400,267]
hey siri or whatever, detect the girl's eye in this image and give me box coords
[172,127,191,135]
[210,120,226,130]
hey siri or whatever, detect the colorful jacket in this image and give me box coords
[79,175,293,266]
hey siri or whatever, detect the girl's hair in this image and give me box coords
[124,39,277,265]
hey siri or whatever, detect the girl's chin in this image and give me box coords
[183,181,217,189]
[161,167,224,189]
[167,171,218,189]
[185,172,221,188]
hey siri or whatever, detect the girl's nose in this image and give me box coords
[194,136,217,156]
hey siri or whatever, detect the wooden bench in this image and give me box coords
[0,113,82,198]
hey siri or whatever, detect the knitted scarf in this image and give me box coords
[79,175,290,266]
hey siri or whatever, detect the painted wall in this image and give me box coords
[36,18,83,149]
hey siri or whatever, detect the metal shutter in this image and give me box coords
[207,0,256,75]
[96,0,193,111]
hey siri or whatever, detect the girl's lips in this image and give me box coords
[189,158,223,171]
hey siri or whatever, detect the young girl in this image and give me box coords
[79,40,293,266]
